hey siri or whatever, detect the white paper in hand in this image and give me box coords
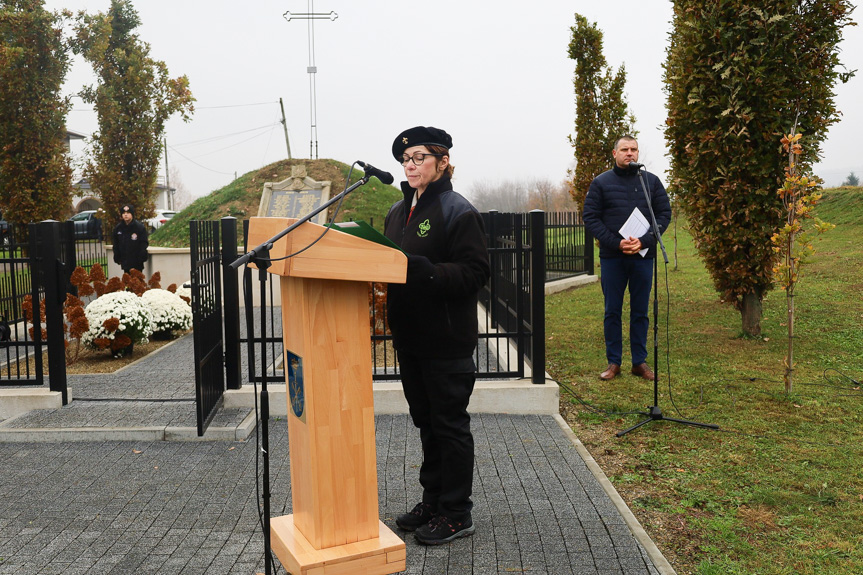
[618,208,650,257]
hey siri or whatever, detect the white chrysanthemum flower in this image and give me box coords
[141,289,193,334]
[82,291,153,349]
[175,283,192,303]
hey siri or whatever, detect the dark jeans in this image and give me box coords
[600,256,654,367]
[397,351,476,521]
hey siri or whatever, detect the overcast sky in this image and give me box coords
[48,1,862,200]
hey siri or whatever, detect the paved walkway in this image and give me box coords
[0,334,674,574]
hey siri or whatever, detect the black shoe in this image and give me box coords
[415,513,475,545]
[395,502,436,532]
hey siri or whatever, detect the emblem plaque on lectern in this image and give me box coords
[286,350,305,422]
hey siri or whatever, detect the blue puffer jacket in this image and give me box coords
[582,164,671,259]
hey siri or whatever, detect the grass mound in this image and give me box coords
[150,158,401,247]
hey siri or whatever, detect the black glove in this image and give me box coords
[407,254,436,285]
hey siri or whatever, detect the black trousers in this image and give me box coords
[397,351,476,521]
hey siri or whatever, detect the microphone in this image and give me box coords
[629,162,645,170]
[357,161,394,185]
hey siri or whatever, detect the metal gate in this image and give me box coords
[190,220,224,435]
[0,221,71,398]
[0,223,45,386]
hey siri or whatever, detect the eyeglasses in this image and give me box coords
[399,152,443,166]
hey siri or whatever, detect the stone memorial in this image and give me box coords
[258,165,331,224]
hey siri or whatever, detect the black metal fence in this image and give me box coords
[480,210,545,380]
[369,211,546,381]
[221,211,590,386]
[369,210,592,382]
[190,220,225,435]
[545,211,594,280]
[0,221,82,401]
[237,220,283,386]
[72,230,110,277]
[0,223,45,387]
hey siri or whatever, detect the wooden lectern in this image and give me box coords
[247,217,407,575]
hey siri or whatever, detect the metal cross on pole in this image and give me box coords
[283,3,339,159]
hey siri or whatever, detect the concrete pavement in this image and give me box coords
[0,331,674,574]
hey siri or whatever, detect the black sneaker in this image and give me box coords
[395,502,436,532]
[414,513,475,545]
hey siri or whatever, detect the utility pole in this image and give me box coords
[279,98,292,160]
[283,3,338,159]
[164,138,173,210]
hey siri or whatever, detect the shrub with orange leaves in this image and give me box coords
[770,132,835,394]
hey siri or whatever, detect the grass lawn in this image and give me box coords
[549,186,863,574]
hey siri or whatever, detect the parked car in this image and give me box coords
[68,210,103,240]
[0,212,9,246]
[146,209,176,232]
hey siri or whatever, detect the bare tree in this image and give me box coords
[469,178,578,214]
[467,179,530,213]
[168,165,193,210]
[527,179,577,212]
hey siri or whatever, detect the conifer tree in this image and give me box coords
[664,0,854,336]
[567,13,635,211]
[0,0,73,224]
[72,0,194,223]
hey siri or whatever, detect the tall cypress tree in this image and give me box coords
[72,0,194,223]
[567,13,635,211]
[664,0,854,336]
[0,0,73,224]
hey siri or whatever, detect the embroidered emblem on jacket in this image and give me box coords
[417,218,431,238]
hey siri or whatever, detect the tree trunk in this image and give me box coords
[785,292,794,394]
[673,219,678,271]
[740,292,762,337]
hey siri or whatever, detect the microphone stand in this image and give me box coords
[229,170,374,573]
[616,168,718,437]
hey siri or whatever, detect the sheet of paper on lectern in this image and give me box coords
[327,220,406,254]
[618,208,650,257]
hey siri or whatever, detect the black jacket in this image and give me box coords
[583,164,671,259]
[112,219,149,272]
[384,176,490,358]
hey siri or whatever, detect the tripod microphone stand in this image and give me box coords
[616,167,718,437]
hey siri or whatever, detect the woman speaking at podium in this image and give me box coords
[383,126,490,545]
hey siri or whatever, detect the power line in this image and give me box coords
[166,145,235,176]
[179,124,280,158]
[166,123,281,176]
[72,101,279,113]
[195,101,279,109]
[171,122,279,147]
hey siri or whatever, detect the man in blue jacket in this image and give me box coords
[582,136,671,381]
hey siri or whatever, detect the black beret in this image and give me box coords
[392,126,453,160]
[120,204,135,217]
